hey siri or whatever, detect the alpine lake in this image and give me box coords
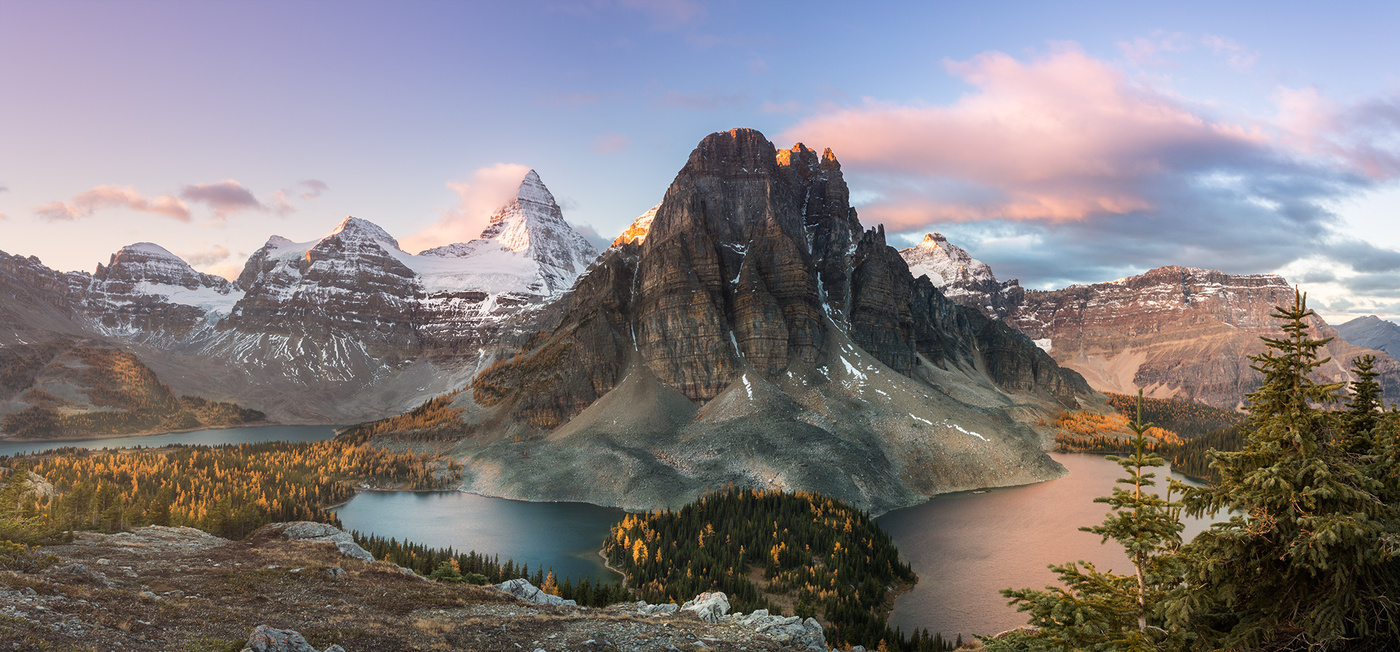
[3,425,1217,639]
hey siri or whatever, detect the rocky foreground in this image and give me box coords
[0,523,833,651]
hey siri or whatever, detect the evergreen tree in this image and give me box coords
[993,390,1184,651]
[1170,292,1399,649]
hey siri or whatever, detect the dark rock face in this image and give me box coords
[474,128,1088,431]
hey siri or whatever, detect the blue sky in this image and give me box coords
[2,1,1399,320]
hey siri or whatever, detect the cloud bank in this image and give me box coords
[37,185,191,222]
[781,43,1400,320]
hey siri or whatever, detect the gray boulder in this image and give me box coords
[680,592,730,623]
[494,578,577,606]
[241,624,345,652]
[265,522,375,562]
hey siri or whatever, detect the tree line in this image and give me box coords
[602,487,953,652]
[0,440,458,541]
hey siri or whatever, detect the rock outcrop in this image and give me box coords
[681,591,731,623]
[447,128,1091,514]
[242,625,346,652]
[257,521,376,562]
[495,578,579,606]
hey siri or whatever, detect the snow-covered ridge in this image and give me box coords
[900,233,996,292]
[90,242,243,315]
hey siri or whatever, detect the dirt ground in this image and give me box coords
[0,526,823,651]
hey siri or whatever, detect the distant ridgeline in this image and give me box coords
[603,488,952,652]
[0,345,264,438]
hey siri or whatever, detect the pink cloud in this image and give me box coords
[592,132,631,155]
[180,180,264,220]
[400,163,533,254]
[1273,87,1400,180]
[36,185,191,222]
[780,44,1268,227]
[269,180,329,216]
[1202,35,1260,71]
[180,244,230,266]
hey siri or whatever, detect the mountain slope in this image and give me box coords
[1336,315,1400,359]
[1006,266,1400,408]
[371,129,1094,514]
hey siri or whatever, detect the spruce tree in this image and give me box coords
[992,390,1183,651]
[1170,292,1399,649]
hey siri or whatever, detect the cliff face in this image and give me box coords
[1007,266,1400,408]
[457,129,1090,514]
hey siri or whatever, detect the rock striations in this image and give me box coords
[450,129,1091,514]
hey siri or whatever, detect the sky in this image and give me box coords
[2,0,1399,323]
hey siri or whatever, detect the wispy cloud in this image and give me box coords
[180,180,264,220]
[270,179,329,216]
[180,243,230,266]
[1117,31,1190,66]
[592,131,632,154]
[36,185,191,222]
[656,89,747,110]
[619,0,706,30]
[400,163,532,254]
[1202,34,1260,71]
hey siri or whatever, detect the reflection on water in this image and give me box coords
[878,453,1214,639]
[334,491,625,583]
[0,424,339,457]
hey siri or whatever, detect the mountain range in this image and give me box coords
[897,235,1400,409]
[3,126,1394,512]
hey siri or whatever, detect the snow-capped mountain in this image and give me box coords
[0,169,601,422]
[419,169,596,297]
[87,243,243,339]
[898,233,1023,319]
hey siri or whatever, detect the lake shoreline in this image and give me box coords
[0,420,285,444]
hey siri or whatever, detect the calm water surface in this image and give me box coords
[0,425,1214,639]
[334,491,625,583]
[0,424,338,457]
[879,453,1214,639]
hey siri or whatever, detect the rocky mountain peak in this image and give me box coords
[898,232,1020,320]
[610,204,660,248]
[93,242,231,293]
[462,169,597,294]
[327,216,402,252]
